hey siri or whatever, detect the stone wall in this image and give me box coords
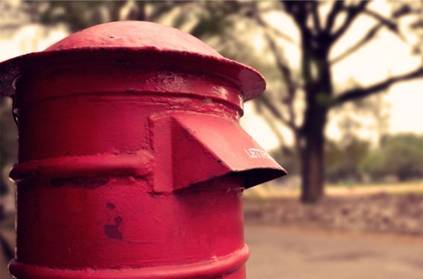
[244,194,423,235]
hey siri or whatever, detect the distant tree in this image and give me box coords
[361,134,423,181]
[248,1,423,202]
[19,1,249,39]
[23,1,173,31]
[325,138,370,183]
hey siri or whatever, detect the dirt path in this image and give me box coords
[245,224,423,279]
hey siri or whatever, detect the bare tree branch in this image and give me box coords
[331,5,415,64]
[331,67,423,106]
[331,0,369,41]
[331,23,383,64]
[363,9,404,39]
[264,31,297,94]
[310,1,322,34]
[252,4,302,135]
[264,22,297,45]
[259,94,299,132]
[283,1,309,35]
[325,1,344,33]
[262,96,304,154]
[250,4,296,45]
[254,17,296,44]
[257,19,301,130]
[252,5,298,96]
[255,101,286,146]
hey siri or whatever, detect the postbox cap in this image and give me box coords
[0,21,265,99]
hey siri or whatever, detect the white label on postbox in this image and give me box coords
[245,148,269,159]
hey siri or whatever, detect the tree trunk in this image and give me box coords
[298,41,332,203]
[300,108,326,203]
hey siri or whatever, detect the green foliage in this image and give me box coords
[273,134,423,183]
[325,138,370,183]
[361,134,423,181]
[25,1,126,31]
[189,1,242,39]
[270,138,371,183]
[23,1,188,32]
[359,150,387,180]
[22,0,244,38]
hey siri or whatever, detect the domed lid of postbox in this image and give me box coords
[0,21,265,100]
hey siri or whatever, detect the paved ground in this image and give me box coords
[1,224,422,278]
[245,224,423,279]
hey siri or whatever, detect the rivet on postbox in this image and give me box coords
[0,21,286,279]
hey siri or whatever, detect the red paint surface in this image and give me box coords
[0,21,265,99]
[2,21,286,279]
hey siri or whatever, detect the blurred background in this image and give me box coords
[0,1,422,278]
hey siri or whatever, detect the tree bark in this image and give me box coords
[299,38,332,203]
[300,108,327,203]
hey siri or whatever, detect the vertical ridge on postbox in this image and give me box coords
[150,114,174,192]
[152,112,286,193]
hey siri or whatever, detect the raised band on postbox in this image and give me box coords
[0,21,286,279]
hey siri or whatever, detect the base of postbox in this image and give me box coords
[10,245,248,279]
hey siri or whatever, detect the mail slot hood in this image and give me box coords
[152,112,287,193]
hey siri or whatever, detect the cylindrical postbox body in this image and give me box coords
[0,21,286,279]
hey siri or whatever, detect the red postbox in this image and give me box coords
[0,21,286,279]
